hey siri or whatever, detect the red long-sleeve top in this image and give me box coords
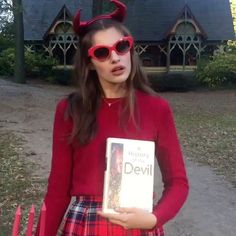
[38,90,189,235]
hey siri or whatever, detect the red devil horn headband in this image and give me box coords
[73,0,127,36]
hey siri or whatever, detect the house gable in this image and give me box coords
[124,0,235,42]
[43,5,74,40]
[22,0,92,41]
[166,5,206,38]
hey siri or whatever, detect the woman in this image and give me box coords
[36,1,189,235]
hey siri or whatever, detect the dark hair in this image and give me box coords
[67,19,155,145]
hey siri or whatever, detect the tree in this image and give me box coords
[0,0,13,28]
[12,0,25,83]
[0,0,25,83]
[0,21,14,52]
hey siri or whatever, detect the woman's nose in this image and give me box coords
[110,50,120,63]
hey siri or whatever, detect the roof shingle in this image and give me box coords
[22,0,235,42]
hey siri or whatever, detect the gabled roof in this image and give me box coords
[43,5,74,40]
[165,4,207,38]
[124,0,235,41]
[23,0,235,42]
[22,0,92,41]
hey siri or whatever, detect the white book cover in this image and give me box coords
[102,137,155,214]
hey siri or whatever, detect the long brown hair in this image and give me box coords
[67,19,155,145]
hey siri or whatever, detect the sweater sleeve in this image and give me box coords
[35,99,73,236]
[153,99,189,228]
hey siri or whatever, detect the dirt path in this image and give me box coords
[1,78,236,236]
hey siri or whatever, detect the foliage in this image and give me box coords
[0,48,58,77]
[0,35,14,52]
[148,72,198,92]
[0,0,13,30]
[24,50,58,77]
[0,21,14,52]
[47,67,73,85]
[227,40,236,53]
[196,49,236,88]
[0,47,15,75]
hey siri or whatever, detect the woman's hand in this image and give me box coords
[97,207,157,230]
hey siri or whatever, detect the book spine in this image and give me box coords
[102,139,110,212]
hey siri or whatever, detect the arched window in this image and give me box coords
[176,22,196,35]
[166,5,206,70]
[43,6,78,66]
[54,22,74,34]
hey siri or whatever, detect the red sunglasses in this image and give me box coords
[88,36,133,61]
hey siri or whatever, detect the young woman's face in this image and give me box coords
[89,27,132,92]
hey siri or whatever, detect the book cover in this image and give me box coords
[102,137,155,213]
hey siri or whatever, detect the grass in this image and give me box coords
[0,131,46,236]
[162,90,236,186]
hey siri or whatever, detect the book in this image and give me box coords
[102,137,155,213]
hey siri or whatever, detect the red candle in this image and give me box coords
[26,205,35,236]
[39,202,46,236]
[11,206,21,236]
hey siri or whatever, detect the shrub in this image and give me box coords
[196,53,236,88]
[0,48,15,75]
[24,51,58,77]
[0,36,14,53]
[148,72,198,92]
[47,67,73,85]
[227,40,236,53]
[0,48,58,77]
[0,22,14,52]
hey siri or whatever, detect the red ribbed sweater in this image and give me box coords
[37,90,189,235]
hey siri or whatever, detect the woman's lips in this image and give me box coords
[111,66,125,75]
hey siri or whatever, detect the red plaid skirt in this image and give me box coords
[60,196,164,236]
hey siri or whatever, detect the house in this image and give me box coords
[22,0,235,71]
[230,0,236,34]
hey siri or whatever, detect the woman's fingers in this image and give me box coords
[115,207,136,213]
[97,208,157,230]
[98,211,127,221]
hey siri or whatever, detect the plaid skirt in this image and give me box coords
[60,196,164,236]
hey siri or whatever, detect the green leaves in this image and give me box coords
[0,48,58,77]
[196,45,236,88]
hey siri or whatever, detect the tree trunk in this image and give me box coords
[13,0,25,83]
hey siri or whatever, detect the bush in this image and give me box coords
[0,36,14,53]
[0,48,15,75]
[47,67,73,85]
[227,40,236,53]
[0,48,58,77]
[0,22,14,53]
[148,72,198,92]
[196,51,236,88]
[24,51,58,77]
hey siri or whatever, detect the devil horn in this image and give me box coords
[73,9,81,35]
[73,0,127,35]
[110,0,127,21]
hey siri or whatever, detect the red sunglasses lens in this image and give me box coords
[116,40,131,54]
[94,47,110,60]
[93,38,132,60]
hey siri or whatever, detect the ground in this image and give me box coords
[0,77,236,236]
